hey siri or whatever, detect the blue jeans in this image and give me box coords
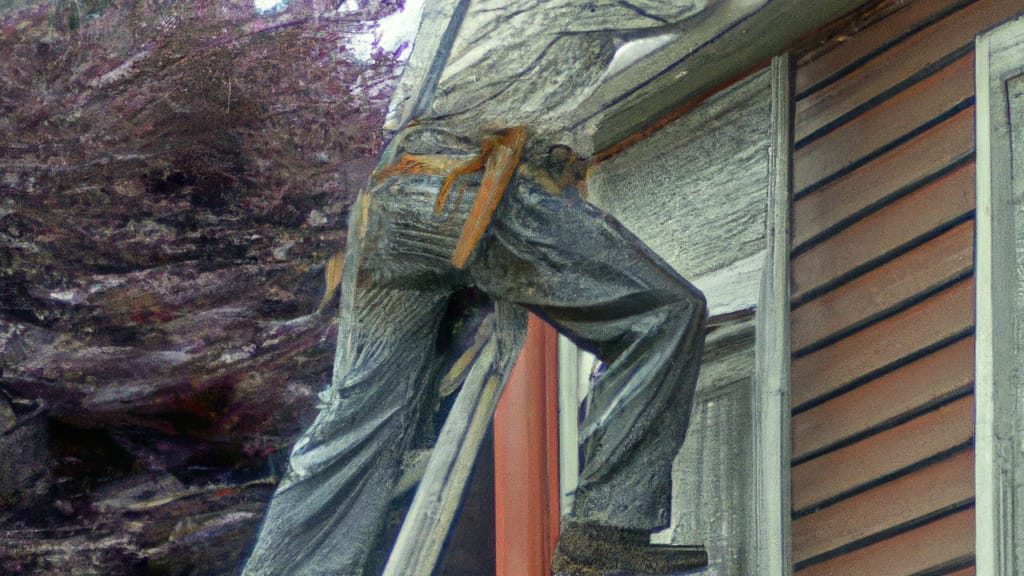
[243,127,706,575]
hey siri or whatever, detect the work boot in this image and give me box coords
[551,521,708,576]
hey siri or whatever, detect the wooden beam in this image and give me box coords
[382,0,470,134]
[381,325,502,576]
[494,315,560,576]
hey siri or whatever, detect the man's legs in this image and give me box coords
[242,287,449,576]
[243,127,706,573]
[244,183,464,575]
[469,178,706,534]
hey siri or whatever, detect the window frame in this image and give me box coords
[974,16,1024,576]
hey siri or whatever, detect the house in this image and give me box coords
[383,1,1024,574]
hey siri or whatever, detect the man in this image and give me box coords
[242,120,707,575]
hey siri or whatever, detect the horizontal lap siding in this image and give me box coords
[793,508,976,576]
[791,277,974,409]
[791,220,974,351]
[788,0,1023,573]
[794,0,1023,143]
[794,0,971,97]
[792,106,974,249]
[792,162,975,302]
[791,336,974,461]
[792,450,975,564]
[792,395,974,512]
[793,51,974,194]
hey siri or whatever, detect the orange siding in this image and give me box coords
[795,0,1023,142]
[792,106,974,249]
[792,395,974,512]
[794,508,975,576]
[792,450,974,564]
[795,0,967,95]
[792,278,974,409]
[793,51,973,193]
[792,336,974,461]
[792,163,974,300]
[791,220,974,350]
[786,0,1024,572]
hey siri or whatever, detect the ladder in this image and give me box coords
[382,304,527,575]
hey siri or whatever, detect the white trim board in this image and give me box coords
[975,15,1024,576]
[751,53,793,576]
